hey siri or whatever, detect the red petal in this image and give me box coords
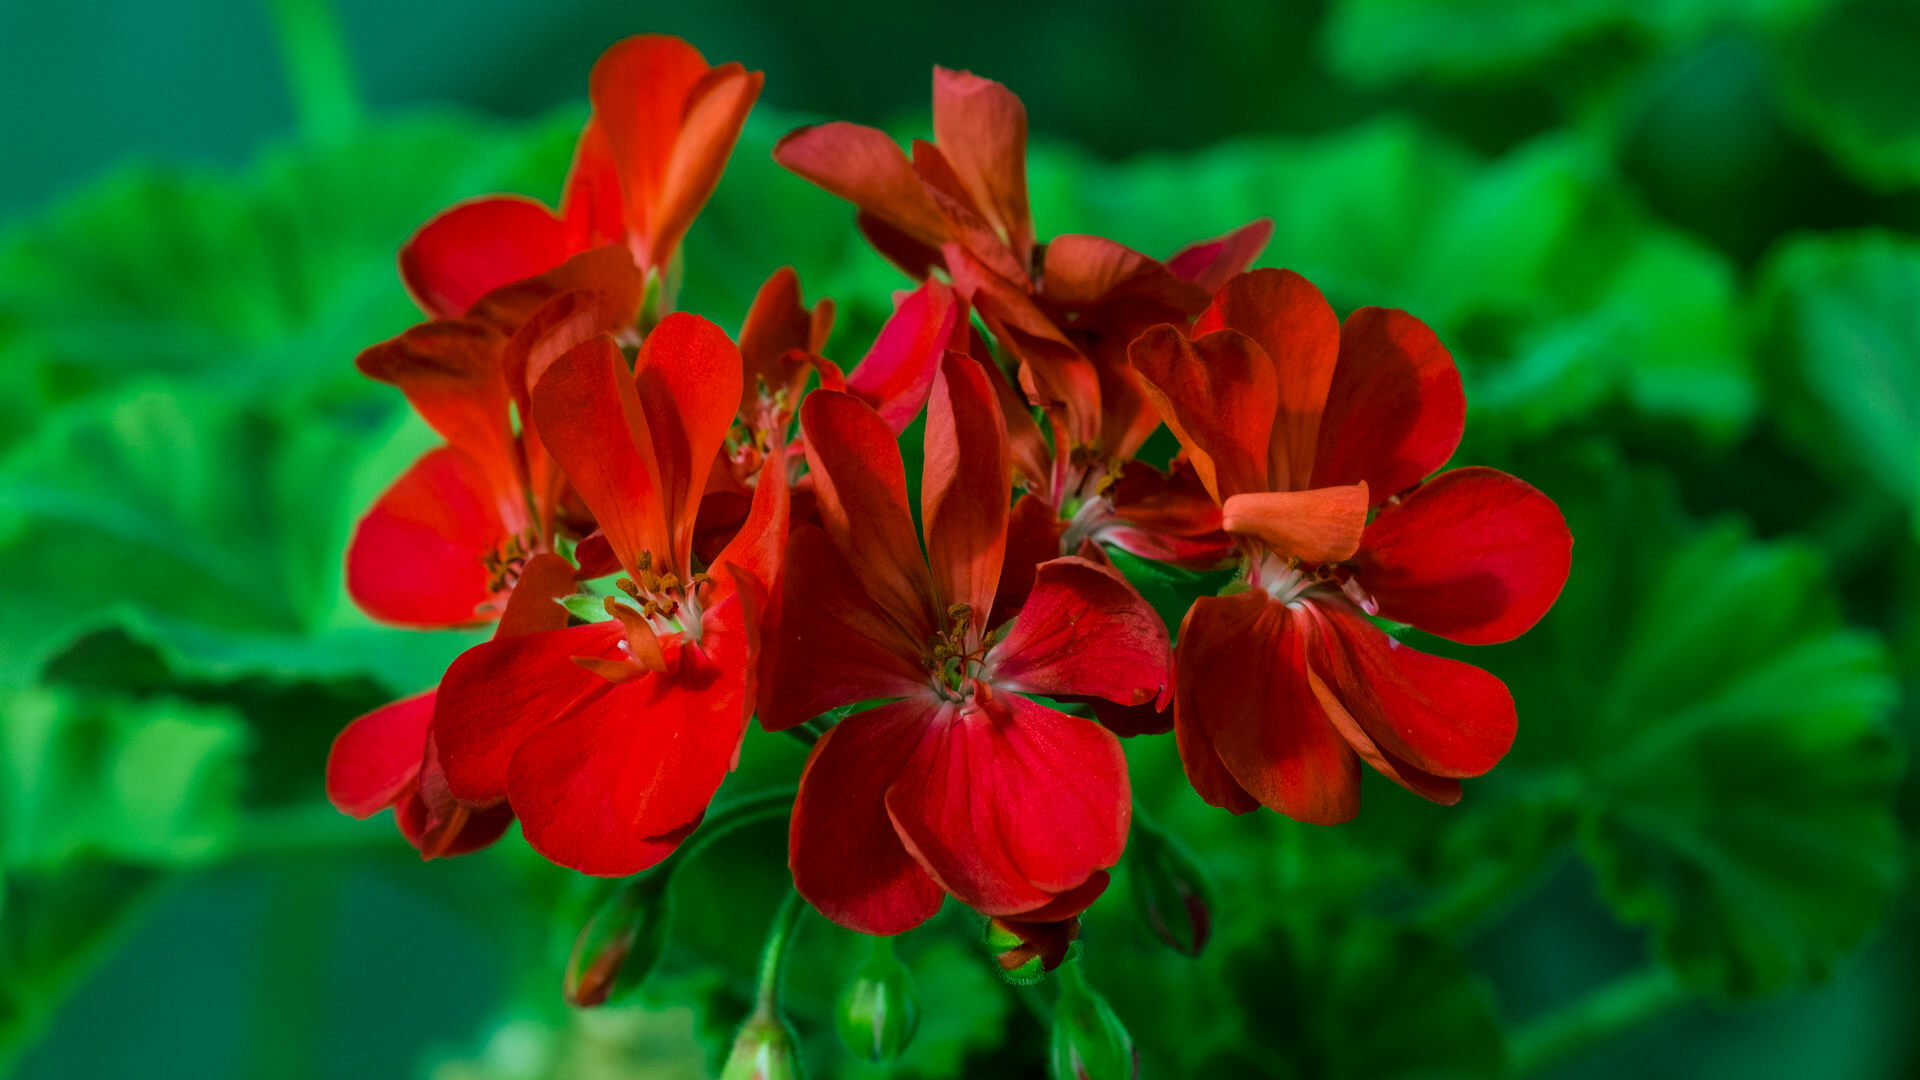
[798,391,936,639]
[649,64,762,270]
[923,354,1010,632]
[990,491,1065,625]
[1127,325,1276,502]
[1220,483,1369,565]
[774,122,950,246]
[508,634,752,876]
[931,66,1035,268]
[1357,467,1571,645]
[739,267,835,415]
[789,699,948,935]
[401,731,516,858]
[587,35,713,260]
[1312,602,1516,779]
[632,313,744,573]
[1041,235,1207,316]
[400,196,569,320]
[495,552,578,639]
[1166,219,1274,295]
[530,335,667,577]
[1175,592,1361,824]
[886,693,1129,915]
[1305,666,1460,806]
[327,690,433,818]
[986,557,1169,708]
[844,280,961,433]
[1192,269,1341,493]
[913,141,1030,287]
[346,447,506,628]
[433,622,621,805]
[1173,678,1260,815]
[761,526,929,732]
[354,321,517,495]
[1311,306,1464,501]
[559,119,625,252]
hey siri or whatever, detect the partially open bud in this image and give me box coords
[836,937,920,1063]
[719,1005,800,1080]
[1127,818,1214,956]
[563,873,671,1007]
[985,916,1081,985]
[1049,963,1139,1080]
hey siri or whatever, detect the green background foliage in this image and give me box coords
[2,0,1917,1076]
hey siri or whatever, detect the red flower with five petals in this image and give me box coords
[764,352,1170,934]
[1128,269,1572,823]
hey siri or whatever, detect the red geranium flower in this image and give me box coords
[401,34,760,319]
[764,352,1170,935]
[1128,269,1573,823]
[429,314,790,875]
[326,552,577,856]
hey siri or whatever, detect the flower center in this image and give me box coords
[609,550,712,641]
[923,603,996,702]
[481,529,542,594]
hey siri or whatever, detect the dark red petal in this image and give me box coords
[1313,602,1516,780]
[923,354,1011,632]
[1192,269,1341,493]
[1173,679,1260,815]
[530,334,667,576]
[346,447,506,629]
[433,622,622,805]
[648,64,762,270]
[798,391,936,639]
[1128,325,1276,503]
[886,693,1129,915]
[1220,483,1369,565]
[844,280,961,433]
[913,142,1029,287]
[1165,219,1274,295]
[508,634,752,876]
[774,122,950,245]
[1305,665,1460,806]
[400,196,569,320]
[326,690,433,818]
[761,526,929,732]
[1176,592,1361,824]
[1311,306,1465,501]
[1010,872,1110,924]
[1041,235,1208,316]
[990,492,1066,625]
[932,66,1035,268]
[1357,467,1572,645]
[632,312,744,573]
[789,699,948,935]
[709,425,792,622]
[402,731,517,858]
[986,557,1169,708]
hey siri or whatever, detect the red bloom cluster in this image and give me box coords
[328,36,1571,949]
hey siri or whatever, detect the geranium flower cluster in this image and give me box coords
[326,32,1571,1069]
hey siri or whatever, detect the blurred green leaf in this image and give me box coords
[1773,0,1920,190]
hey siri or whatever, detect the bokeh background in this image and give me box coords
[3,0,1918,1077]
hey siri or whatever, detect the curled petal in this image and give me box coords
[1357,467,1572,645]
[346,447,506,629]
[632,312,744,572]
[739,267,835,414]
[587,35,713,257]
[932,66,1034,268]
[1166,219,1274,295]
[986,557,1169,709]
[327,691,434,818]
[354,321,516,494]
[531,335,667,576]
[1312,306,1464,501]
[1041,234,1207,316]
[1305,665,1460,806]
[1128,325,1276,503]
[774,122,950,246]
[400,196,569,320]
[1221,483,1369,565]
[559,119,624,252]
[1193,269,1341,493]
[649,63,763,270]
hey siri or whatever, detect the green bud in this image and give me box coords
[985,916,1081,985]
[563,874,671,1007]
[720,1005,801,1080]
[1127,819,1214,956]
[1049,962,1138,1080]
[835,937,920,1062]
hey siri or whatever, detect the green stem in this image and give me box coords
[754,887,810,1010]
[1511,967,1689,1076]
[265,0,361,140]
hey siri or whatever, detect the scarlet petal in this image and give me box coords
[1176,593,1361,824]
[789,698,948,935]
[739,267,835,414]
[346,447,505,629]
[932,66,1035,268]
[649,64,762,270]
[1357,467,1572,645]
[588,35,713,258]
[400,196,570,320]
[1313,602,1516,780]
[354,321,517,499]
[433,622,621,805]
[1220,483,1369,565]
[633,313,745,571]
[986,557,1170,708]
[530,335,667,576]
[559,119,625,251]
[1192,269,1342,493]
[495,552,578,639]
[762,526,928,732]
[923,354,1011,629]
[1041,235,1207,316]
[774,122,950,246]
[886,694,1129,915]
[844,280,960,433]
[1128,325,1276,503]
[1312,306,1465,501]
[798,391,936,639]
[1173,687,1260,815]
[402,733,516,859]
[326,691,434,818]
[1166,219,1274,295]
[991,491,1066,625]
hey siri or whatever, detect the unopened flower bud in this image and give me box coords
[563,874,671,1007]
[985,916,1081,985]
[1049,963,1139,1080]
[1127,819,1214,956]
[836,937,920,1062]
[719,1005,800,1080]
